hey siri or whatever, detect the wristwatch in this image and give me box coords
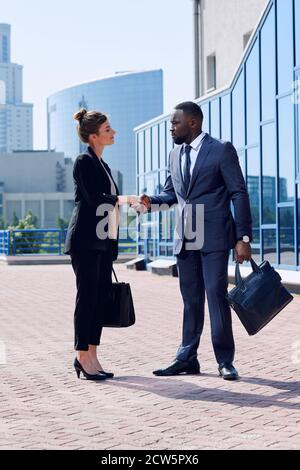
[239,235,250,243]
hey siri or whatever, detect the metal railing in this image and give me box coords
[0,228,137,256]
[0,230,10,255]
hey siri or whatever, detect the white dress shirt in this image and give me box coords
[180,131,207,178]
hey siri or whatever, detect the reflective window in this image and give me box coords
[298,185,300,265]
[245,39,259,145]
[138,175,146,195]
[210,98,220,138]
[247,147,260,247]
[221,94,231,141]
[278,96,295,202]
[263,229,277,264]
[262,123,276,224]
[296,0,300,67]
[279,207,295,265]
[145,129,152,173]
[296,75,300,178]
[232,70,245,150]
[159,121,167,168]
[166,120,174,156]
[238,151,245,178]
[152,125,159,171]
[261,6,276,121]
[138,132,144,175]
[277,0,294,95]
[2,36,8,63]
[201,103,210,133]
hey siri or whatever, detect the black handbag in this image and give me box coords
[227,258,293,335]
[101,267,136,328]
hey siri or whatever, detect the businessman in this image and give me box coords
[134,101,252,380]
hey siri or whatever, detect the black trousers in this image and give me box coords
[71,249,113,351]
[176,248,234,366]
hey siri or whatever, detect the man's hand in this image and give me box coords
[234,241,252,264]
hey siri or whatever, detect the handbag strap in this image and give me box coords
[235,258,262,289]
[112,266,118,283]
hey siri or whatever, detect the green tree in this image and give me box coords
[56,216,69,230]
[8,210,39,254]
[0,216,7,230]
[12,211,19,227]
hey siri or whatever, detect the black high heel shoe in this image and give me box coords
[74,358,107,381]
[98,370,114,378]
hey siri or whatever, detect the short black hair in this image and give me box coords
[174,101,203,121]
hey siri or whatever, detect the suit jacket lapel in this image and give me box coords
[86,147,119,195]
[187,134,213,196]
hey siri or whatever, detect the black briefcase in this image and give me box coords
[227,258,293,335]
[101,267,136,328]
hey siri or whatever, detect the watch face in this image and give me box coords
[243,236,250,243]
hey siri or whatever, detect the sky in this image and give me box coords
[1,0,195,150]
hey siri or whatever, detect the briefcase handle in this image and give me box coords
[235,258,261,290]
[112,266,119,283]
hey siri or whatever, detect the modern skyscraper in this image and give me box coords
[0,23,33,153]
[47,70,163,195]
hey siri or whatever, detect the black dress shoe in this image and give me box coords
[98,370,114,378]
[218,363,239,380]
[153,359,200,376]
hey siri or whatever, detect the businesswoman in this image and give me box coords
[65,108,119,381]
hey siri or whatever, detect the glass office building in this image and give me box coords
[47,70,163,195]
[135,0,300,270]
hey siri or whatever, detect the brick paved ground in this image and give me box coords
[0,263,299,450]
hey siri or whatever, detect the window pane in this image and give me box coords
[232,70,245,149]
[221,94,231,141]
[277,0,294,95]
[279,207,295,265]
[159,121,167,168]
[166,119,173,156]
[298,185,300,265]
[246,39,259,145]
[296,0,300,67]
[210,98,220,138]
[145,128,151,173]
[262,123,276,224]
[247,147,260,248]
[152,125,159,171]
[278,96,295,202]
[263,229,277,264]
[261,6,276,121]
[238,151,245,178]
[201,102,210,133]
[138,132,144,175]
[298,76,300,178]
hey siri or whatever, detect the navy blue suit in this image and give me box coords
[150,134,252,365]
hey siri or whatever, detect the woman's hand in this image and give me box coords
[118,195,140,205]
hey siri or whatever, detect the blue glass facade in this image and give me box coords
[47,70,163,195]
[135,0,300,270]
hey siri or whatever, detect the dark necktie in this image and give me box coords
[183,145,192,193]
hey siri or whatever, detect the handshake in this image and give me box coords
[117,195,151,213]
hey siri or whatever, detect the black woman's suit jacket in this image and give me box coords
[64,146,119,260]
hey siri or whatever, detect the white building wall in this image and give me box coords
[201,0,269,92]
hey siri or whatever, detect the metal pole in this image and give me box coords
[193,0,203,98]
[193,0,200,98]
